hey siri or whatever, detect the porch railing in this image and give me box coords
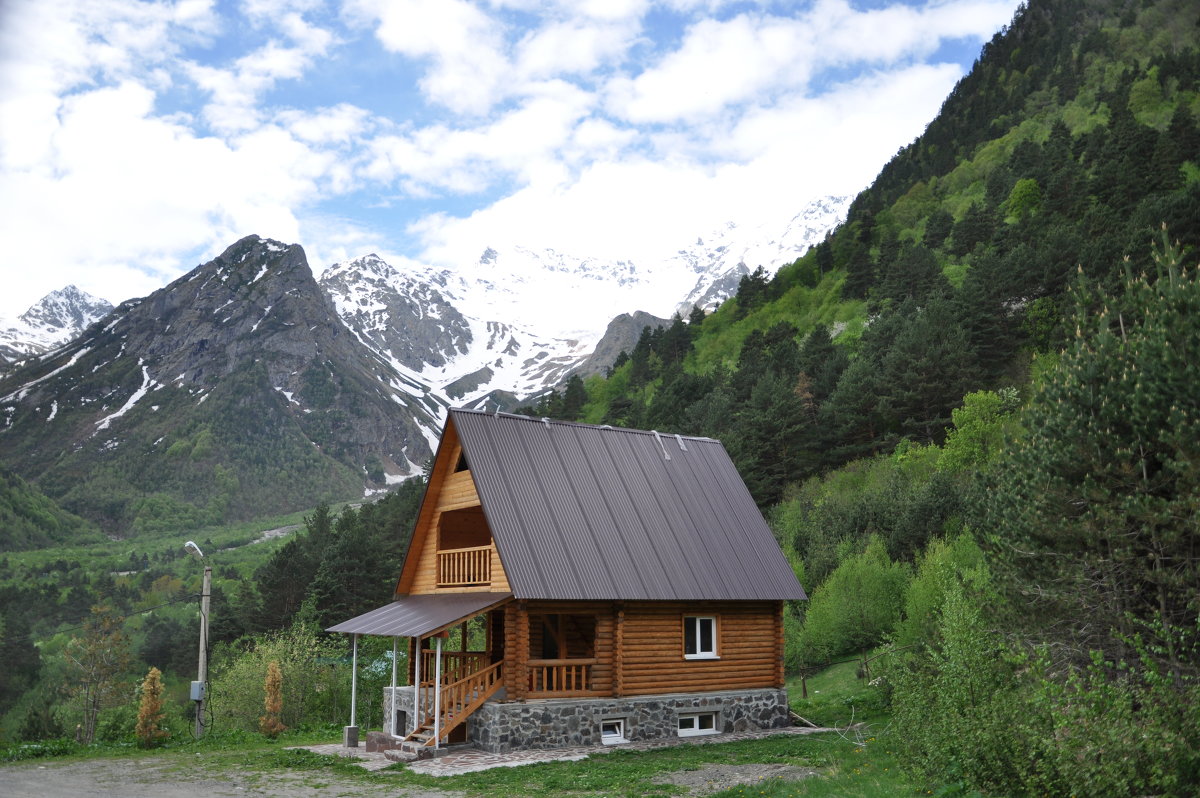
[407,659,504,747]
[421,650,490,687]
[527,657,599,697]
[437,544,493,586]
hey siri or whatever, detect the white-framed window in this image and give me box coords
[683,615,718,659]
[677,712,718,737]
[600,718,627,744]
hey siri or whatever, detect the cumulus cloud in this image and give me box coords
[185,11,334,133]
[0,0,1023,318]
[347,0,510,114]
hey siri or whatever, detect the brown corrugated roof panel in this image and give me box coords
[450,409,807,602]
[325,592,512,637]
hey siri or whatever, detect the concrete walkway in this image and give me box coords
[296,724,836,777]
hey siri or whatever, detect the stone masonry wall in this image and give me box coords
[383,687,790,753]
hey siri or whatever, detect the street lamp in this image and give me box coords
[185,540,211,738]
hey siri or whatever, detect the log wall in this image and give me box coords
[618,601,782,695]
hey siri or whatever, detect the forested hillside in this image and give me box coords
[0,479,425,742]
[519,0,1200,793]
[529,0,1199,504]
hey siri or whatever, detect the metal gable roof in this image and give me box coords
[449,409,807,602]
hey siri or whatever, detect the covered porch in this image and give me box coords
[327,594,611,752]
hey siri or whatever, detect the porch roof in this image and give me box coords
[325,592,512,638]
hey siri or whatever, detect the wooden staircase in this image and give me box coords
[401,659,503,753]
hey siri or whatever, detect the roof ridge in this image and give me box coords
[450,407,717,442]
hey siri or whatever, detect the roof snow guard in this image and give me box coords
[325,592,512,637]
[449,409,807,603]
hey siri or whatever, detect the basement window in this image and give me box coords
[600,718,627,745]
[678,712,718,737]
[683,615,718,659]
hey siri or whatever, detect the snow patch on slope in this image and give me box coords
[94,360,156,433]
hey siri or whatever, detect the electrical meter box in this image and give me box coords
[190,681,206,701]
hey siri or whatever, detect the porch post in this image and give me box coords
[412,636,422,734]
[343,633,359,747]
[433,636,443,749]
[390,637,398,736]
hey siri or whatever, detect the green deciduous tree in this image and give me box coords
[1005,177,1042,220]
[797,537,910,663]
[65,605,132,744]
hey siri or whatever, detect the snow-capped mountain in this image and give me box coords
[319,254,592,416]
[0,236,435,531]
[672,196,851,314]
[322,195,850,410]
[0,196,848,533]
[0,286,113,368]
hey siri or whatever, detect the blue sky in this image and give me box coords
[0,0,1021,318]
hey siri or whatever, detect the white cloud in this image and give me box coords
[604,0,1019,124]
[515,18,639,80]
[348,0,510,114]
[276,103,373,145]
[185,11,334,133]
[0,0,1024,319]
[408,60,972,270]
[366,80,596,193]
[606,13,807,123]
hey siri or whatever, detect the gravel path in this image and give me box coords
[0,757,462,798]
[655,762,819,794]
[1,727,834,797]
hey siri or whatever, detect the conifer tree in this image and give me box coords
[982,229,1200,662]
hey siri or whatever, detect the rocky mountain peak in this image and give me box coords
[0,237,433,532]
[0,285,113,369]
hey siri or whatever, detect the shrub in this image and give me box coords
[208,622,348,732]
[259,661,286,738]
[135,667,169,747]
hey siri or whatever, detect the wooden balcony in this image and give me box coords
[437,544,493,587]
[526,657,602,698]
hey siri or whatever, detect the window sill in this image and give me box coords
[683,654,720,661]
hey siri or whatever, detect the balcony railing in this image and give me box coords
[527,658,600,698]
[437,544,493,587]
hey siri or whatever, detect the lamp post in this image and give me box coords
[185,541,210,738]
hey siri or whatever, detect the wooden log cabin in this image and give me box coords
[328,409,807,754]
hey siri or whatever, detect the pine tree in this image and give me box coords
[982,230,1200,662]
[560,374,587,420]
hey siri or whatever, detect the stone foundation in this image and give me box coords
[383,686,790,754]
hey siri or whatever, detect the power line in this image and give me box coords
[51,593,203,635]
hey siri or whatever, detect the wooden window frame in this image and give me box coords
[683,614,719,660]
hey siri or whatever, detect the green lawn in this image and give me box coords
[5,660,922,797]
